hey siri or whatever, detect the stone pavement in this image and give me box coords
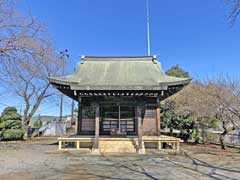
[0,140,240,180]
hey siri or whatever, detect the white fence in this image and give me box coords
[211,132,240,147]
[224,134,240,147]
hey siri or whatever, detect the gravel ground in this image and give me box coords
[0,139,240,180]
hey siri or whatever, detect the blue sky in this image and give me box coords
[1,0,240,115]
[17,0,240,77]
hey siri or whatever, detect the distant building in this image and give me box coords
[29,115,72,136]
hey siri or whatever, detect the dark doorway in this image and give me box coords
[100,105,135,135]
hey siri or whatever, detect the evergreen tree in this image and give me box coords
[161,65,193,141]
[0,107,24,140]
[166,65,190,78]
[160,100,194,141]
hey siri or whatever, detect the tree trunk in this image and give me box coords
[23,125,29,140]
[220,134,227,150]
[23,112,32,140]
[22,83,50,139]
[194,128,200,143]
[170,128,173,136]
[201,126,206,144]
[220,121,228,150]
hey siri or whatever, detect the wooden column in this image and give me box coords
[76,141,80,150]
[92,103,100,154]
[176,141,180,151]
[156,96,161,135]
[137,106,145,154]
[77,97,82,135]
[158,141,162,150]
[58,141,62,150]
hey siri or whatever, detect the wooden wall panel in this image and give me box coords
[81,106,95,132]
[142,106,157,135]
[81,118,95,131]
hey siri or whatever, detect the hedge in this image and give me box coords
[0,120,22,130]
[0,129,24,140]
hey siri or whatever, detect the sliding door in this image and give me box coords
[100,105,135,135]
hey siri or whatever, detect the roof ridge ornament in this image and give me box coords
[152,55,157,64]
[80,55,85,64]
[81,55,85,60]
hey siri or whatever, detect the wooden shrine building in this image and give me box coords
[49,56,191,154]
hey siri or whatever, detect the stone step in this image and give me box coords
[99,140,137,153]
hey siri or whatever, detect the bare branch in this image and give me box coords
[0,0,65,137]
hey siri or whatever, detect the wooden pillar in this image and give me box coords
[173,142,176,150]
[156,96,161,135]
[76,141,80,150]
[92,103,100,154]
[77,97,82,135]
[158,141,162,150]
[176,141,180,151]
[137,106,145,154]
[59,141,62,150]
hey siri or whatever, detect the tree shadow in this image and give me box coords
[186,154,240,173]
[38,154,166,180]
[103,156,160,180]
[40,158,139,180]
[163,153,240,180]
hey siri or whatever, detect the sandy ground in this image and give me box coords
[0,139,240,180]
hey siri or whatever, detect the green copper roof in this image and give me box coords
[49,56,191,91]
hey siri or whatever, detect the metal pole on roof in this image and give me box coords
[146,0,151,56]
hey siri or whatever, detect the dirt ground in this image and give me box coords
[0,139,240,180]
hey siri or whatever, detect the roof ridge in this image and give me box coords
[84,56,153,58]
[83,56,154,61]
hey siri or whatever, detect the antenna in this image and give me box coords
[146,0,151,56]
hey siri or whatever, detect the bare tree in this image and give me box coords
[172,82,218,144]
[0,0,64,138]
[226,0,240,25]
[172,76,240,149]
[205,76,240,149]
[0,0,44,62]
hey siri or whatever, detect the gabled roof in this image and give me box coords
[48,56,191,91]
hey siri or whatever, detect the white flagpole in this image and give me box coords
[146,0,151,56]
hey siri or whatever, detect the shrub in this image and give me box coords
[206,133,219,143]
[0,120,22,130]
[0,129,24,140]
[0,113,21,122]
[0,107,21,123]
[1,107,18,117]
[0,107,23,141]
[192,129,201,143]
[32,119,42,129]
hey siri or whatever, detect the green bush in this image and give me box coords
[0,106,23,141]
[206,133,218,143]
[0,120,22,129]
[1,107,19,118]
[192,129,201,143]
[0,113,21,122]
[1,129,24,140]
[0,107,21,123]
[32,119,42,129]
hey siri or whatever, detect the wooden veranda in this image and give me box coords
[58,135,182,153]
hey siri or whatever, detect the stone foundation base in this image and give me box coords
[58,135,181,153]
